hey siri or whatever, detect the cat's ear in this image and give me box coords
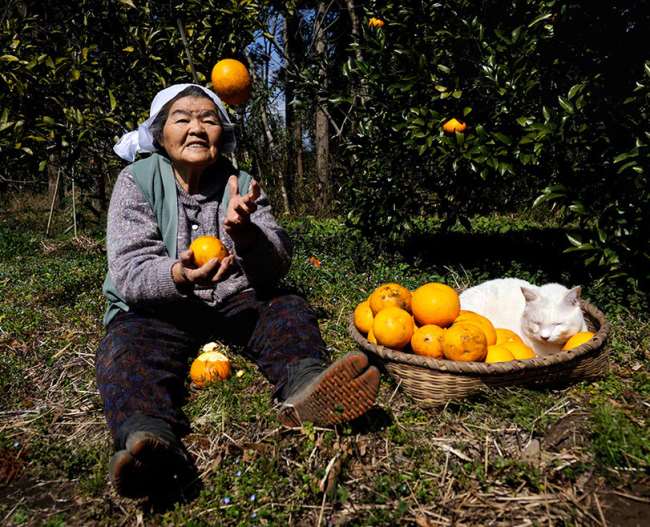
[521,286,538,302]
[564,286,582,306]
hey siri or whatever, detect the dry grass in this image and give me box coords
[1,211,648,526]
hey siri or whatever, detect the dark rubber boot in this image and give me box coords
[278,351,380,427]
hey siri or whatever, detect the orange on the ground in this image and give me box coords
[190,350,232,387]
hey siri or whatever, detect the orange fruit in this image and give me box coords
[495,328,524,345]
[190,350,232,387]
[411,324,445,358]
[501,341,536,360]
[367,326,377,344]
[368,283,412,315]
[455,311,497,345]
[485,344,516,364]
[372,306,414,350]
[562,331,595,351]
[442,322,487,362]
[411,282,460,327]
[353,301,374,334]
[368,17,385,28]
[442,118,467,134]
[211,58,252,105]
[189,235,229,267]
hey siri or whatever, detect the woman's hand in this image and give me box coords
[224,175,261,251]
[172,250,235,288]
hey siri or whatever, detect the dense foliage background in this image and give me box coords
[1,0,649,288]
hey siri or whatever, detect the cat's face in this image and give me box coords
[521,286,584,345]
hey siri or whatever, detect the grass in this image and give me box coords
[1,197,649,526]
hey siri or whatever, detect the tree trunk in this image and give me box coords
[284,9,304,209]
[245,53,290,214]
[314,1,331,214]
[344,0,368,102]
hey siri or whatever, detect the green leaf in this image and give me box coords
[109,89,117,112]
[0,55,19,62]
[558,96,574,114]
[119,0,136,8]
[528,13,553,28]
[567,83,582,100]
[492,132,512,145]
[436,64,450,74]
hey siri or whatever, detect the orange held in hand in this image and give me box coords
[190,350,232,388]
[411,282,460,327]
[211,58,252,106]
[189,235,229,267]
[372,306,414,350]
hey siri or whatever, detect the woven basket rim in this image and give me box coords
[349,299,609,376]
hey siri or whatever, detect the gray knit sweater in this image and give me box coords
[106,166,292,308]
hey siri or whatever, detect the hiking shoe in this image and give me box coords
[278,351,380,427]
[109,430,188,498]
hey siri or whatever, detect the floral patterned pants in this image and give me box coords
[95,291,328,444]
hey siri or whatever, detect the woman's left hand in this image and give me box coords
[224,175,261,250]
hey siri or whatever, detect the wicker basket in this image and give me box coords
[349,300,610,406]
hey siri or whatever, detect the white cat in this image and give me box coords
[459,278,587,356]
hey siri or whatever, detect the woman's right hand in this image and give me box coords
[172,249,234,288]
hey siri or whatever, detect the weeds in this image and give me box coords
[1,209,648,525]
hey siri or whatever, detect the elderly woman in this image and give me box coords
[98,84,380,498]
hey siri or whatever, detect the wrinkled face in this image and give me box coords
[160,96,223,171]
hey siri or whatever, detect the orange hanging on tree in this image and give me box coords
[442,118,467,134]
[211,58,252,106]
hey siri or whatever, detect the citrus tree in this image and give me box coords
[333,0,649,286]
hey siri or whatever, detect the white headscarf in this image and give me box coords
[113,83,237,162]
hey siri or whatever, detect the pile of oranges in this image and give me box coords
[354,282,538,364]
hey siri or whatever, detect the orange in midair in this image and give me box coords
[411,324,445,358]
[455,311,497,346]
[411,282,460,327]
[368,283,412,315]
[190,351,232,387]
[442,322,487,362]
[372,306,414,350]
[189,235,229,267]
[211,59,252,106]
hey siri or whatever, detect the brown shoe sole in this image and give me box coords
[278,351,380,427]
[109,431,177,498]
